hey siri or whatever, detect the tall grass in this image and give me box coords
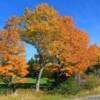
[0,89,73,100]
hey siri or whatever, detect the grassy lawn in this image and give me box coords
[26,78,48,84]
[0,78,48,84]
[0,78,100,100]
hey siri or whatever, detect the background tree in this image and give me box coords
[27,57,40,78]
[0,30,28,93]
[86,45,100,77]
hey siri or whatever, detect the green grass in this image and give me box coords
[0,78,48,84]
[26,78,48,84]
[0,79,4,84]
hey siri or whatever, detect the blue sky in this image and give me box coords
[0,0,100,61]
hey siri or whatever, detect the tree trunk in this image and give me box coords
[75,73,81,83]
[36,66,44,92]
[11,84,17,94]
[4,78,17,95]
[8,83,17,94]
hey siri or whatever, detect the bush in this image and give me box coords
[53,77,81,95]
[81,75,100,90]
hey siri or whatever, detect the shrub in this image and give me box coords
[53,77,81,95]
[81,75,100,90]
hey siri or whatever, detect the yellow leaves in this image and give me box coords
[24,8,30,15]
[45,63,60,73]
[6,16,19,27]
[32,64,40,70]
[19,70,29,77]
[35,4,57,18]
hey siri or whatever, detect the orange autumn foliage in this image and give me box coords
[0,30,28,83]
[4,4,100,77]
[48,17,97,76]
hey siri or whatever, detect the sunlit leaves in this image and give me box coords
[4,4,100,77]
[0,30,28,83]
